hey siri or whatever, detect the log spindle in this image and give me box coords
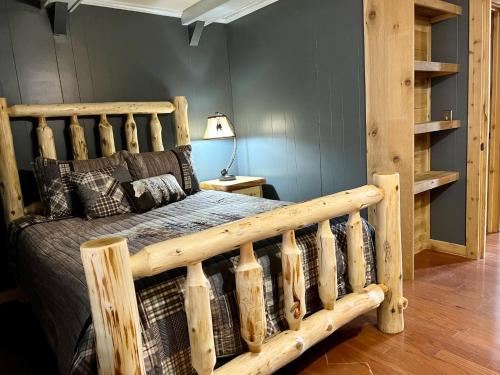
[150,113,164,151]
[99,114,116,157]
[125,113,139,153]
[316,220,337,310]
[185,262,216,375]
[235,242,266,353]
[36,116,57,159]
[0,97,24,224]
[80,237,145,375]
[173,96,191,146]
[70,115,88,160]
[281,230,306,331]
[373,173,407,334]
[347,211,366,293]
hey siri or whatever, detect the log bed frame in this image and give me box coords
[0,96,407,375]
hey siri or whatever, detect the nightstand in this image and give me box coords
[200,176,266,197]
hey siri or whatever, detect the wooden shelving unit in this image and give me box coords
[415,60,459,77]
[415,0,462,23]
[414,120,460,134]
[414,171,460,194]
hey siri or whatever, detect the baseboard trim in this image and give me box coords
[426,239,467,257]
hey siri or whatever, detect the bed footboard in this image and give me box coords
[81,173,405,375]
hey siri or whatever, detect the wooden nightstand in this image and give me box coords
[200,176,266,198]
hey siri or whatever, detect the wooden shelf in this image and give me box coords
[414,171,459,194]
[415,60,459,77]
[414,120,460,134]
[415,0,462,23]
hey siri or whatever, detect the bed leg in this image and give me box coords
[81,237,145,375]
[372,173,407,334]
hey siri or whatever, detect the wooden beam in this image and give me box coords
[316,220,337,310]
[98,114,115,157]
[8,101,175,118]
[149,113,164,151]
[80,237,145,375]
[346,211,366,292]
[130,185,383,278]
[214,285,386,375]
[467,0,491,259]
[70,115,88,160]
[36,117,57,159]
[0,97,24,224]
[125,113,139,153]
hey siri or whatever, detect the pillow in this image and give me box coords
[122,174,186,213]
[69,165,131,219]
[34,151,129,219]
[125,145,199,195]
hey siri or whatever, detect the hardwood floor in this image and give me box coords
[278,234,500,374]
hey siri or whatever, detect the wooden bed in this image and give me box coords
[0,96,407,375]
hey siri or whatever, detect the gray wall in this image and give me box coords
[228,0,366,202]
[430,0,468,245]
[0,0,236,205]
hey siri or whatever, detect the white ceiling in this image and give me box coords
[66,0,278,24]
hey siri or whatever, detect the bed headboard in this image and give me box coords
[0,96,191,225]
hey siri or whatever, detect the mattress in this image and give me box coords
[9,190,376,374]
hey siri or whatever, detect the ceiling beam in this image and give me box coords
[181,0,231,25]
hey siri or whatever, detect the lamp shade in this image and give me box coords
[203,114,235,139]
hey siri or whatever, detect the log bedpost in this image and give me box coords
[125,113,139,153]
[99,114,116,157]
[70,115,88,160]
[235,242,266,353]
[0,97,24,224]
[316,220,337,310]
[173,96,191,146]
[372,173,407,334]
[281,230,306,331]
[149,113,164,152]
[185,262,216,375]
[36,116,57,159]
[80,237,145,375]
[347,211,366,292]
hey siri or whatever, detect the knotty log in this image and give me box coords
[185,262,216,375]
[173,96,191,146]
[0,98,24,224]
[150,113,164,151]
[70,115,88,160]
[281,230,306,330]
[347,211,366,292]
[235,242,266,352]
[80,237,145,375]
[215,284,386,375]
[130,185,383,278]
[316,220,337,310]
[125,113,139,153]
[8,101,175,118]
[36,116,57,159]
[373,173,407,333]
[99,114,115,157]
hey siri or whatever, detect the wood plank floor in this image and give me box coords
[277,234,500,374]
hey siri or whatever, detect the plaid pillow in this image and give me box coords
[125,145,199,195]
[69,166,131,219]
[34,152,129,219]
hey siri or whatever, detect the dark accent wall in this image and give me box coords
[228,0,366,202]
[430,0,468,245]
[0,0,235,285]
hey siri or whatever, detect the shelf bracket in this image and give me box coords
[188,21,205,47]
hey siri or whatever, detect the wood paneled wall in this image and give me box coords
[228,0,366,202]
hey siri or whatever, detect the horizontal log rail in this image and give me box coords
[129,184,384,278]
[8,101,175,118]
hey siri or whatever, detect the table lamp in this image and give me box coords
[203,112,237,181]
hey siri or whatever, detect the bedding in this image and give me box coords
[9,190,376,374]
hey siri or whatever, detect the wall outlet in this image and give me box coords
[442,110,453,121]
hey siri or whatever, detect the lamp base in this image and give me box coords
[219,175,236,181]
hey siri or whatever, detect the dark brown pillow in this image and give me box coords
[125,145,199,195]
[34,151,129,219]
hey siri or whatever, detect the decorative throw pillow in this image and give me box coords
[122,174,186,213]
[125,145,199,195]
[34,151,129,219]
[69,165,131,219]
